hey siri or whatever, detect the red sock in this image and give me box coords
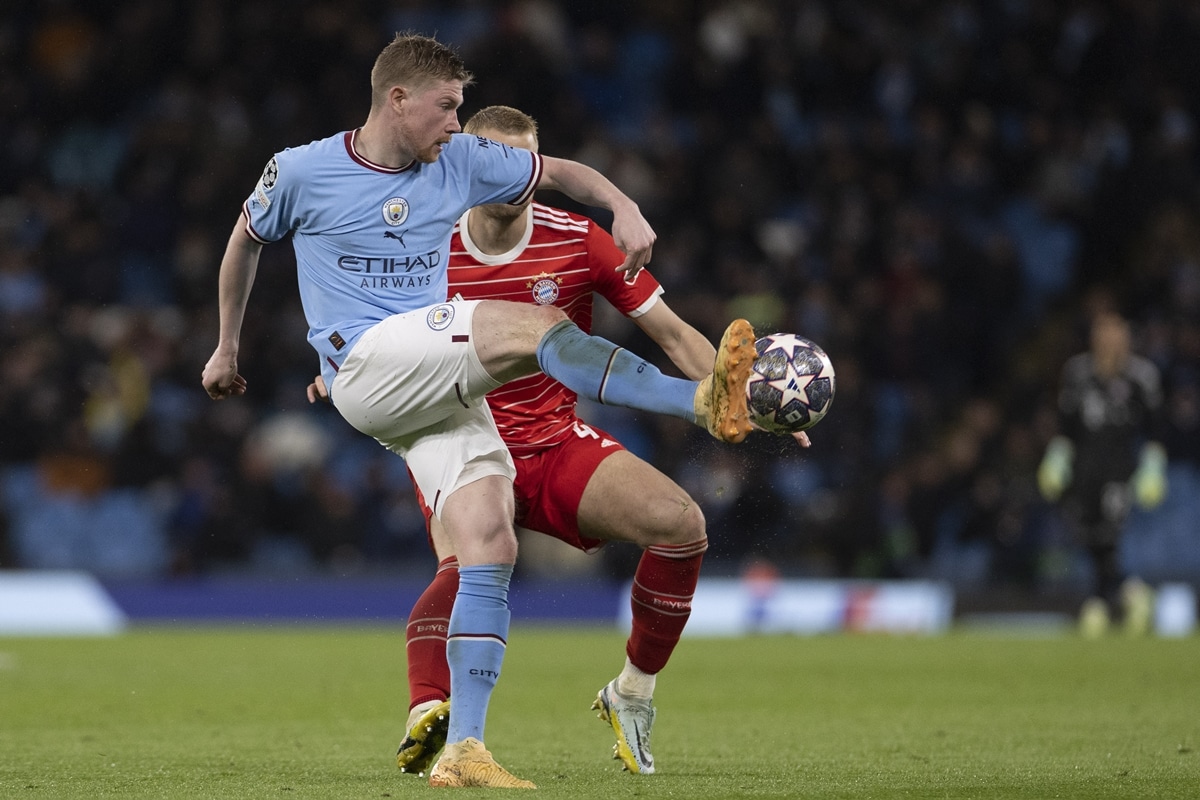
[405,556,458,710]
[627,538,707,674]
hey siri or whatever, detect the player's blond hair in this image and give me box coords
[370,32,474,107]
[463,105,539,141]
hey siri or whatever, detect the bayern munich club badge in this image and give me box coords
[528,272,562,305]
[427,304,455,330]
[531,277,559,305]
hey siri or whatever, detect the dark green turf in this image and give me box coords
[1,627,1197,798]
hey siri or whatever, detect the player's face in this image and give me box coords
[473,127,539,220]
[398,80,464,163]
[1091,314,1131,376]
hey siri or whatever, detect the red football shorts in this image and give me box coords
[412,420,625,554]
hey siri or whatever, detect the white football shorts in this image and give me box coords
[330,300,514,516]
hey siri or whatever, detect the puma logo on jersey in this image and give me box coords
[383,230,407,246]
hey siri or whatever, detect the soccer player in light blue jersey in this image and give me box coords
[201,32,760,789]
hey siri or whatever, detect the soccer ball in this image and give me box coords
[745,333,835,433]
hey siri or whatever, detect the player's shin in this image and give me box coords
[536,320,698,422]
[444,563,513,744]
[405,557,458,709]
[624,538,708,683]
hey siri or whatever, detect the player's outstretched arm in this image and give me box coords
[539,155,655,281]
[202,218,262,400]
[634,300,716,381]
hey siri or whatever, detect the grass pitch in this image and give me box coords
[1,626,1197,799]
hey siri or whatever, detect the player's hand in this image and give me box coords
[201,347,247,400]
[748,420,812,448]
[1132,441,1167,509]
[307,374,331,404]
[1037,436,1073,501]
[611,203,655,284]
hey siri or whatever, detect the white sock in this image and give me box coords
[615,657,656,700]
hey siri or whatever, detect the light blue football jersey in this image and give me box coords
[243,130,542,389]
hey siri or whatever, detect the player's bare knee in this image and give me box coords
[472,526,520,564]
[445,509,520,564]
[529,303,569,334]
[675,499,707,544]
[645,495,706,547]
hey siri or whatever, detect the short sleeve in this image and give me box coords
[242,152,296,244]
[457,134,542,208]
[585,220,662,317]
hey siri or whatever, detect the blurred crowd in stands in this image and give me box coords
[2,0,1199,596]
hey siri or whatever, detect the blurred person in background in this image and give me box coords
[1038,309,1168,636]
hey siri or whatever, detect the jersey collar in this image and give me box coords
[457,207,535,265]
[344,130,417,173]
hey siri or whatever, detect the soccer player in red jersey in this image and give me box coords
[309,105,809,777]
[402,105,715,778]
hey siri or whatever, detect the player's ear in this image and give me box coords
[389,85,409,114]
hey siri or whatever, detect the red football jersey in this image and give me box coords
[448,203,663,455]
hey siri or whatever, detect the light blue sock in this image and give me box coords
[446,563,513,743]
[536,320,698,422]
